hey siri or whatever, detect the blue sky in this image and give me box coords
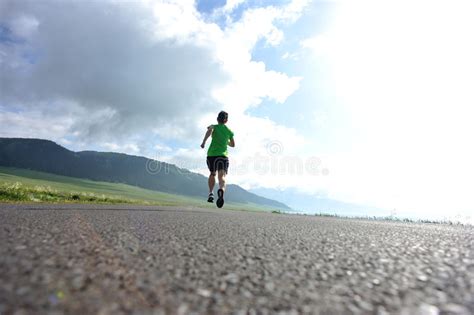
[197,0,341,150]
[197,0,227,13]
[1,0,474,223]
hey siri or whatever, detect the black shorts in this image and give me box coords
[206,156,229,174]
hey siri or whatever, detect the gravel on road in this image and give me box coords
[0,203,473,315]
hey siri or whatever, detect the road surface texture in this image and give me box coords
[0,204,473,315]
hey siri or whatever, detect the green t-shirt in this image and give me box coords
[207,124,234,157]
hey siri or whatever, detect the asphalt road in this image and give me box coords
[0,204,473,315]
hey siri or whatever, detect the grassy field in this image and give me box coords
[0,166,277,212]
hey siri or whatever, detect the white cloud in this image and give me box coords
[0,101,78,142]
[300,35,331,57]
[1,0,313,197]
[222,0,246,14]
[211,3,307,112]
[281,51,300,61]
[1,0,226,142]
[1,0,307,143]
[280,0,311,22]
[154,143,172,152]
[103,142,140,154]
[9,15,39,39]
[300,0,474,218]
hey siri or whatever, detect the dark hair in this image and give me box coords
[217,111,228,123]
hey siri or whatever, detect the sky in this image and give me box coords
[1,0,473,223]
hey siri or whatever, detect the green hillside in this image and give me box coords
[0,167,280,212]
[0,138,290,210]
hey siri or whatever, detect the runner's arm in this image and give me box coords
[228,138,235,147]
[200,125,213,148]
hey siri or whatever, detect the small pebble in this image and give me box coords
[442,304,470,315]
[417,303,439,315]
[197,289,211,298]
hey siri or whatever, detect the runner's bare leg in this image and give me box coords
[218,170,226,191]
[208,172,216,193]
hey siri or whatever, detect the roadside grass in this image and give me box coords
[311,212,470,226]
[0,181,146,204]
[0,167,281,212]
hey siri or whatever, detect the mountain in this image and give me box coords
[0,138,290,210]
[251,187,388,217]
